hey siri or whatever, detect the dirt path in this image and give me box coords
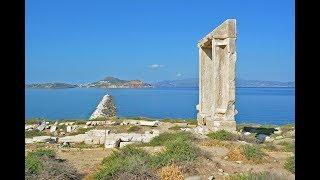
[55,148,112,176]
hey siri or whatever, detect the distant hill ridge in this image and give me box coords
[26,77,294,89]
[26,76,152,89]
[152,78,294,88]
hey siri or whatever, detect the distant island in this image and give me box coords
[26,77,153,89]
[26,77,294,89]
[25,82,78,89]
[152,78,295,88]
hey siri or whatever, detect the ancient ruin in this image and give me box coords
[196,19,237,132]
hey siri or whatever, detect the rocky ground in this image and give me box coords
[25,118,295,180]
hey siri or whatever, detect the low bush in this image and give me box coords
[25,130,48,138]
[95,146,156,180]
[127,126,141,133]
[278,141,295,152]
[148,132,194,146]
[242,145,266,163]
[150,139,198,168]
[207,130,235,141]
[95,132,201,179]
[284,156,295,173]
[25,148,81,179]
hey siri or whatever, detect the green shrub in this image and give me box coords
[25,148,81,179]
[278,141,295,152]
[95,146,153,180]
[150,139,197,168]
[207,130,235,141]
[262,143,278,151]
[25,155,42,174]
[25,118,46,125]
[127,126,141,132]
[25,130,48,138]
[148,132,194,146]
[25,149,55,175]
[242,145,266,163]
[284,156,295,173]
[28,149,55,159]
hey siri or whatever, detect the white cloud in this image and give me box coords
[149,64,165,69]
[176,73,182,77]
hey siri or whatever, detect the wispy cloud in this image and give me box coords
[149,64,165,69]
[176,73,182,77]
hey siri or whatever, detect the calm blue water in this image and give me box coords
[25,87,295,125]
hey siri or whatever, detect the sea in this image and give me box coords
[25,87,295,125]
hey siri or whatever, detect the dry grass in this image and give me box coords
[159,164,184,180]
[227,145,246,162]
[200,139,233,149]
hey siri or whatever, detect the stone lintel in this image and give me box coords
[197,19,237,48]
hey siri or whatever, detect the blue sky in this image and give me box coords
[26,0,294,84]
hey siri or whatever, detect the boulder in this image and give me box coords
[265,136,274,142]
[256,134,267,143]
[244,132,251,136]
[139,120,160,127]
[37,122,46,131]
[58,134,87,143]
[66,126,72,133]
[193,126,210,135]
[25,138,33,144]
[50,125,57,133]
[32,136,53,143]
[185,176,202,180]
[274,127,282,135]
[105,138,121,148]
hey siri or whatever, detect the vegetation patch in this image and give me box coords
[95,132,202,179]
[284,156,295,173]
[168,125,185,131]
[149,138,198,168]
[278,141,295,152]
[25,148,81,179]
[242,145,266,163]
[148,132,195,146]
[25,130,48,138]
[207,130,236,141]
[94,146,157,180]
[127,126,141,132]
[261,143,278,152]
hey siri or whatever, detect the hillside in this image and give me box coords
[153,78,295,88]
[25,83,78,89]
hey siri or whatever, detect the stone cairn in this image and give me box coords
[90,94,116,120]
